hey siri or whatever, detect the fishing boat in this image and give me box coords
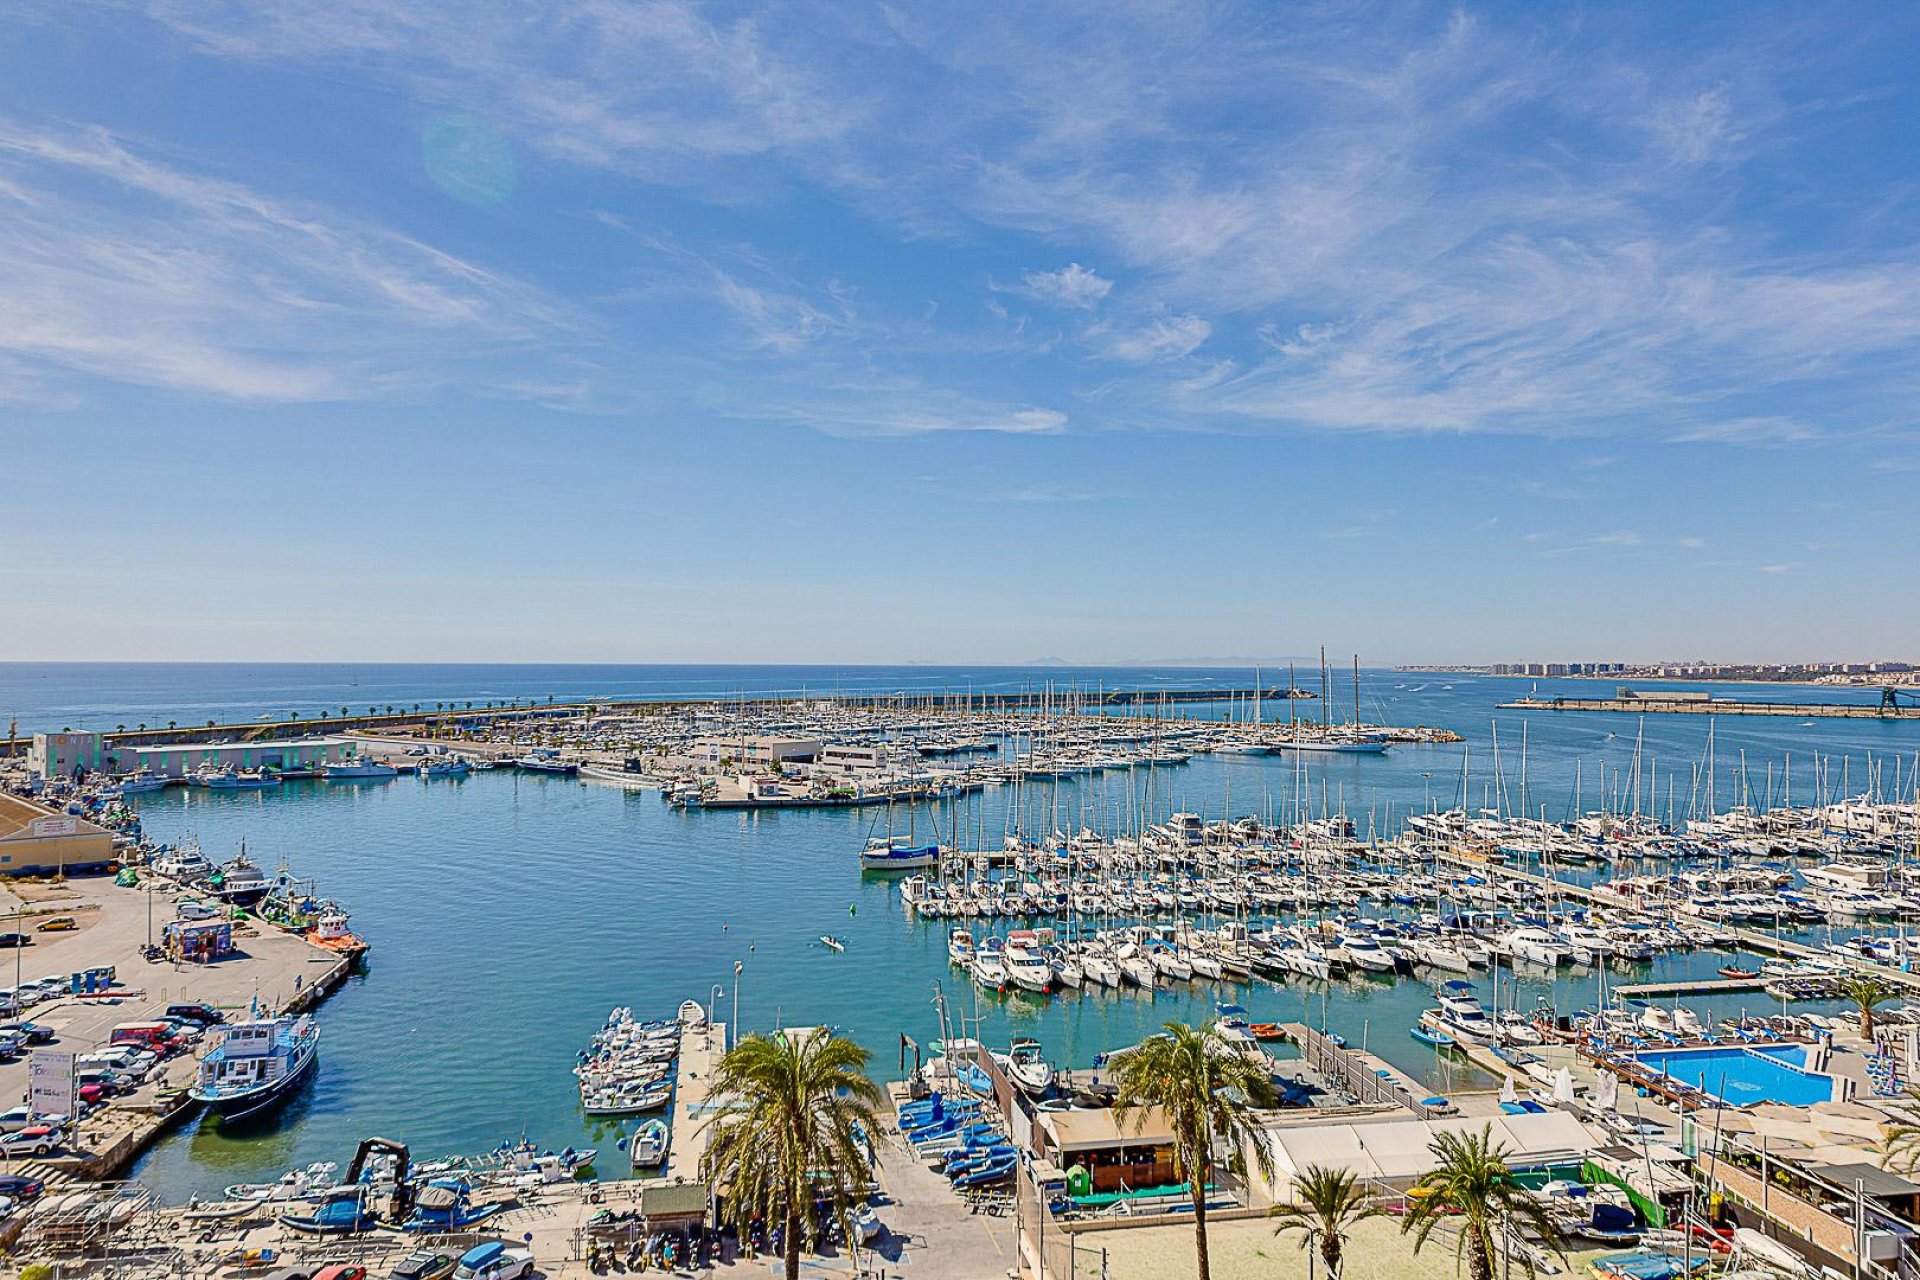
[306,912,370,956]
[419,756,472,778]
[819,935,846,952]
[210,855,272,908]
[188,1015,321,1122]
[677,999,708,1027]
[116,769,169,794]
[403,1178,508,1232]
[628,1119,669,1169]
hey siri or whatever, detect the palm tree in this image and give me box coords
[1111,1021,1275,1280]
[1840,973,1897,1042]
[1271,1165,1382,1280]
[700,1031,883,1280]
[1880,1088,1920,1171]
[1403,1127,1562,1280]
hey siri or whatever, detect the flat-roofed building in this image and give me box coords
[0,794,117,875]
[27,732,112,779]
[118,736,358,779]
[688,736,820,766]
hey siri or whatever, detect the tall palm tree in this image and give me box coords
[700,1031,883,1280]
[1271,1164,1382,1280]
[1840,973,1897,1042]
[1111,1021,1275,1280]
[1403,1127,1562,1280]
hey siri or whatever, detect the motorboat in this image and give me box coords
[1002,937,1053,993]
[188,1015,320,1122]
[1338,934,1396,972]
[1212,1003,1257,1046]
[325,756,397,780]
[191,765,281,789]
[1502,927,1568,967]
[116,769,169,794]
[1003,1038,1054,1096]
[628,1119,669,1169]
[516,750,579,775]
[1427,981,1496,1045]
[947,929,975,966]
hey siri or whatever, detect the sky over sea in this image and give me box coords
[3,3,1917,663]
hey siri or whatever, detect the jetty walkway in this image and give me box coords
[1497,694,1919,719]
[1437,854,1920,995]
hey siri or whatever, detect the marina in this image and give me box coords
[6,666,1920,1277]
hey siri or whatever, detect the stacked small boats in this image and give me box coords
[574,1006,684,1116]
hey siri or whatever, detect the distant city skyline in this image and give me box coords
[5,4,1919,661]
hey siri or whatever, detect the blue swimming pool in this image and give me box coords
[1631,1044,1833,1106]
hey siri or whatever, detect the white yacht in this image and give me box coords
[1338,933,1396,972]
[117,769,169,794]
[1003,1038,1054,1096]
[1426,981,1497,1045]
[1502,927,1568,967]
[1002,939,1054,994]
[326,756,397,780]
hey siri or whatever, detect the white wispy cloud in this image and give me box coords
[0,119,575,403]
[1012,263,1113,309]
[52,2,1920,448]
[1093,313,1211,363]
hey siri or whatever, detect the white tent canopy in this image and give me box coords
[1256,1111,1603,1201]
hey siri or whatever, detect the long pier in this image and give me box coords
[0,686,1327,757]
[1497,694,1918,719]
[1436,853,1920,994]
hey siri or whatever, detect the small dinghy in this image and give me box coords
[629,1118,670,1169]
[819,935,846,952]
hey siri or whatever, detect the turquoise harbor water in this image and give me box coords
[2,665,1916,1196]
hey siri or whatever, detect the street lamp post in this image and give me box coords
[708,983,724,1033]
[732,960,743,1047]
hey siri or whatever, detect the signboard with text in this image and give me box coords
[28,1050,74,1121]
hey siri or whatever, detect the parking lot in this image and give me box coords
[0,870,348,1174]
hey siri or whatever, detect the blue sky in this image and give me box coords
[3,2,1917,664]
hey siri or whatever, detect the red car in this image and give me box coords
[312,1267,368,1280]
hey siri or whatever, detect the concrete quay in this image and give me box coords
[0,871,354,1188]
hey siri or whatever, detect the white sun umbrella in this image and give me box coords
[1552,1065,1577,1106]
[1595,1069,1620,1112]
[1500,1075,1519,1105]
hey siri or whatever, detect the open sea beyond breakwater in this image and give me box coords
[4,664,1917,1197]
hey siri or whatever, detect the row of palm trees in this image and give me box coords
[697,1018,1561,1280]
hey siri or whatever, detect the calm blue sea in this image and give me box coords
[0,665,1912,1196]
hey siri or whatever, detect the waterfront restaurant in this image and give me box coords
[1035,1106,1179,1195]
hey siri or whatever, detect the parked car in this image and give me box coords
[0,1174,46,1200]
[452,1243,534,1280]
[165,1001,224,1026]
[313,1267,369,1280]
[0,1022,55,1045]
[0,1034,23,1060]
[35,917,76,933]
[0,1108,64,1135]
[74,1066,129,1095]
[389,1252,457,1280]
[0,1127,64,1158]
[0,935,30,949]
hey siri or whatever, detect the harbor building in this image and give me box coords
[26,731,360,779]
[0,793,117,875]
[27,731,114,779]
[115,736,358,779]
[688,735,821,766]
